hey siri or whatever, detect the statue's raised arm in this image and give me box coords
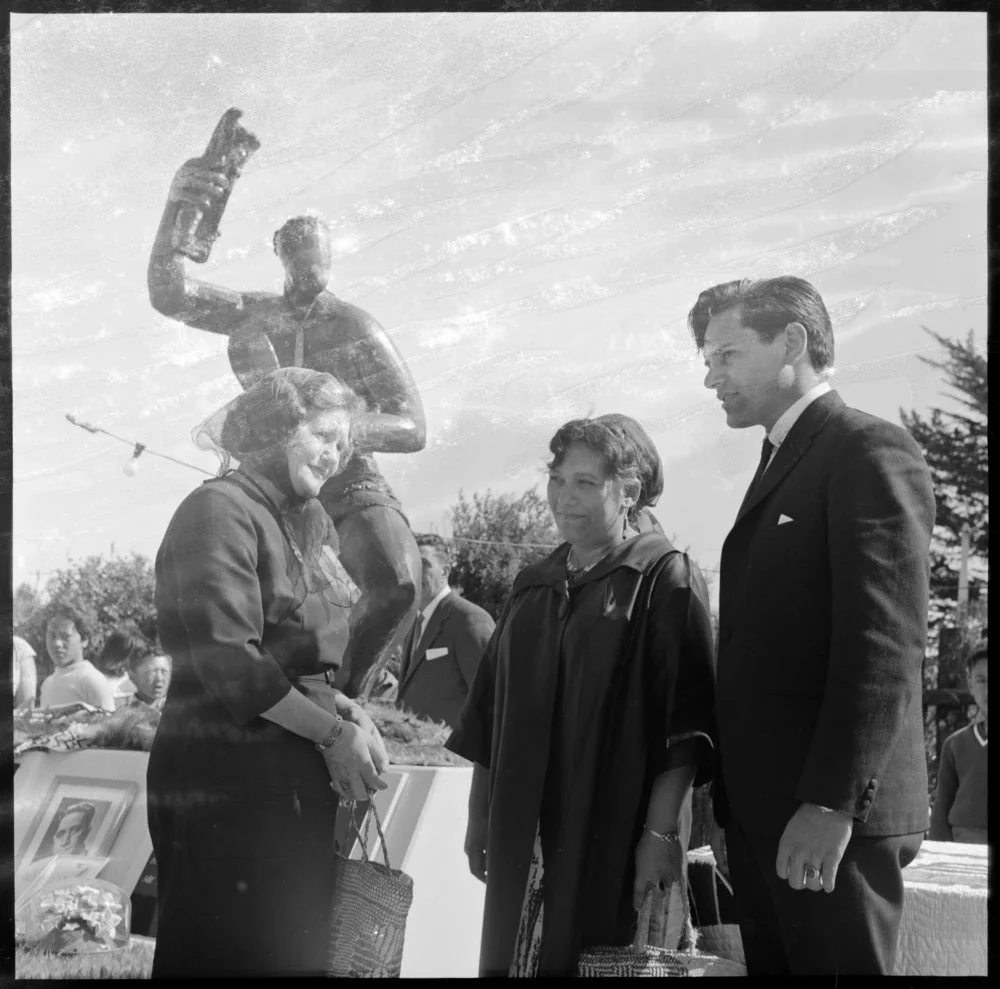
[147,110,428,699]
[147,109,266,333]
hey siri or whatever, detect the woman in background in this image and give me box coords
[448,413,717,976]
[148,367,389,978]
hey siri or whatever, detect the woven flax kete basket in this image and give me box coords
[578,880,746,977]
[327,801,414,978]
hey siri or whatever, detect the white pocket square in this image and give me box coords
[425,647,449,660]
[778,514,794,525]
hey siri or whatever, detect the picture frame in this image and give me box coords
[14,750,154,899]
[15,775,137,871]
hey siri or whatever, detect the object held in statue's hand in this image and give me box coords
[172,107,260,263]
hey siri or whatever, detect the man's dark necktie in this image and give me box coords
[738,437,775,514]
[408,613,425,668]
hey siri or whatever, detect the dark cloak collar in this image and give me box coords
[513,530,678,595]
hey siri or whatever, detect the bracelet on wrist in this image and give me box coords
[643,825,680,845]
[314,715,345,753]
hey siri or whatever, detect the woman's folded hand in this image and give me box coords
[343,704,390,774]
[322,722,389,801]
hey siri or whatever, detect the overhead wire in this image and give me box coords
[64,414,214,477]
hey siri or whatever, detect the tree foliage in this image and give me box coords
[898,329,987,799]
[13,582,43,626]
[899,328,988,634]
[448,487,560,618]
[16,552,158,681]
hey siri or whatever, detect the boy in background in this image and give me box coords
[128,652,172,711]
[930,641,988,843]
[38,604,115,712]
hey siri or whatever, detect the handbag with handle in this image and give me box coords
[577,880,746,977]
[688,849,746,967]
[327,799,414,978]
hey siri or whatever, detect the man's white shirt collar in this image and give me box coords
[420,585,452,627]
[768,381,832,452]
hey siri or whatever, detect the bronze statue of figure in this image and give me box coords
[147,121,425,697]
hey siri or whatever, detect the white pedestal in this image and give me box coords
[357,766,484,978]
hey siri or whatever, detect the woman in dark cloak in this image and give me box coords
[147,367,389,978]
[446,413,717,977]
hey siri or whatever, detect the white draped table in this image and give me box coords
[894,839,989,976]
[688,839,988,976]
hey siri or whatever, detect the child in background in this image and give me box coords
[38,604,115,713]
[929,640,988,843]
[97,625,150,708]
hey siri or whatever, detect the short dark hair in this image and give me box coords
[45,602,93,643]
[273,215,328,256]
[966,639,987,672]
[414,533,452,567]
[98,625,157,676]
[130,651,172,675]
[547,413,663,525]
[687,275,835,372]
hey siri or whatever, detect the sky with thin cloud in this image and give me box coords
[10,11,987,599]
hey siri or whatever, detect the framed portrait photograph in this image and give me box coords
[16,776,137,870]
[14,750,153,899]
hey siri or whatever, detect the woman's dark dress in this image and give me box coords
[148,470,348,977]
[446,532,717,977]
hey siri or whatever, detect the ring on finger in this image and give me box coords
[802,863,821,882]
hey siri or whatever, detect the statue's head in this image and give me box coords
[273,215,331,298]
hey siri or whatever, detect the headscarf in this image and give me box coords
[193,367,365,608]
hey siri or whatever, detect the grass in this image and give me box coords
[15,937,156,979]
[365,698,470,767]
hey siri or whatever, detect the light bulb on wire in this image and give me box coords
[124,443,146,477]
[65,413,215,480]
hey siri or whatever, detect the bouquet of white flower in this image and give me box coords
[25,879,130,954]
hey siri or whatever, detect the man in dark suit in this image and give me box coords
[396,534,496,729]
[688,275,935,975]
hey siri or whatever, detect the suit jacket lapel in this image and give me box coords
[399,592,451,691]
[734,390,843,526]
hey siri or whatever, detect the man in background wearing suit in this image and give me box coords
[396,534,495,729]
[689,276,935,975]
